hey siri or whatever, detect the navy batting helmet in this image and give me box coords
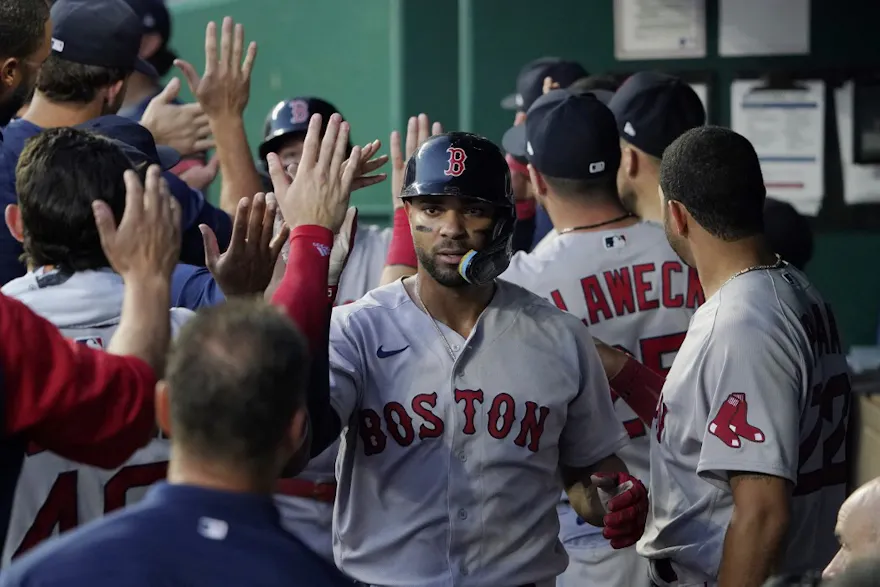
[401,132,515,285]
[258,97,346,161]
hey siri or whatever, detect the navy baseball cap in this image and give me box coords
[501,57,589,112]
[50,0,158,78]
[608,71,705,159]
[123,0,171,40]
[122,0,177,73]
[77,115,181,170]
[501,89,621,180]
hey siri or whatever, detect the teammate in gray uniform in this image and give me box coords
[260,97,390,306]
[596,126,850,587]
[0,129,190,561]
[500,88,702,587]
[327,132,649,587]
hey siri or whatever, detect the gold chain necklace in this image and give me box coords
[414,277,457,361]
[719,254,785,289]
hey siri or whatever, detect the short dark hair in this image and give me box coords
[35,54,127,103]
[0,0,50,60]
[570,73,620,94]
[16,127,130,271]
[660,125,765,240]
[542,174,618,203]
[167,300,310,477]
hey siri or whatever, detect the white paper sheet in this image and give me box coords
[730,79,825,215]
[690,82,709,121]
[613,0,706,60]
[835,82,880,204]
[719,0,810,57]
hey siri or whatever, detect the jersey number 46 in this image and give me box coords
[13,461,168,558]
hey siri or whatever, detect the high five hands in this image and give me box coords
[266,113,388,232]
[390,114,444,210]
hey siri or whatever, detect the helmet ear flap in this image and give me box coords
[457,207,516,285]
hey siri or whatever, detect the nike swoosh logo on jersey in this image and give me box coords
[377,345,409,358]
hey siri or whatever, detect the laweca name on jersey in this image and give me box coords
[549,259,702,326]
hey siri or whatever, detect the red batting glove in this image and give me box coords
[591,471,649,549]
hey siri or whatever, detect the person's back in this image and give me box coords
[506,221,701,458]
[0,127,194,563]
[499,87,702,586]
[0,267,191,564]
[0,483,350,586]
[0,300,352,587]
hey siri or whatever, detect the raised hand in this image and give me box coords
[200,192,288,296]
[390,113,443,209]
[542,76,561,95]
[267,113,362,233]
[140,77,213,156]
[174,17,257,118]
[268,140,388,199]
[92,165,181,282]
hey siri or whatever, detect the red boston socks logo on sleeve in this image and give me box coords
[708,393,765,448]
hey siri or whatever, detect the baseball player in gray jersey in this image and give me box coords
[596,126,850,587]
[0,129,191,562]
[328,131,649,587]
[500,88,702,587]
[260,97,391,306]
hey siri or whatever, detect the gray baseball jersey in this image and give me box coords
[0,268,192,565]
[638,264,849,584]
[335,223,392,306]
[328,279,628,587]
[501,222,700,548]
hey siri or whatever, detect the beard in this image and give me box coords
[101,91,125,116]
[416,244,469,288]
[663,215,694,268]
[0,73,35,127]
[619,182,638,215]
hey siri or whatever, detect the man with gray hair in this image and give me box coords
[823,477,880,579]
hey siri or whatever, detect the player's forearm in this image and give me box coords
[561,454,628,527]
[108,276,172,376]
[211,116,263,214]
[608,355,665,425]
[271,226,341,455]
[718,505,789,587]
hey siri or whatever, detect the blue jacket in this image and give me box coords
[0,483,355,587]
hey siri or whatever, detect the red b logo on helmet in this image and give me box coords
[444,147,467,177]
[290,100,310,124]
